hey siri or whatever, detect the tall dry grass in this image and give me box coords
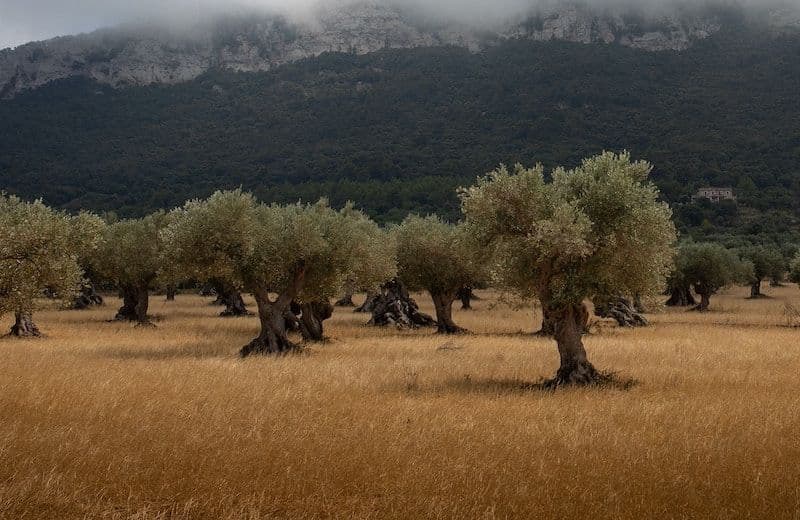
[1,286,800,519]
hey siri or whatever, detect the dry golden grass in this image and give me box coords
[2,286,800,519]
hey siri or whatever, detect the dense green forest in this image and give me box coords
[1,24,799,243]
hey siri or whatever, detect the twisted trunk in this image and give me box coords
[691,286,711,312]
[134,285,151,325]
[749,280,762,298]
[211,280,249,316]
[115,285,138,321]
[298,301,334,342]
[73,281,104,309]
[220,290,249,317]
[594,296,648,327]
[666,285,696,307]
[241,267,305,356]
[115,284,151,324]
[456,286,473,310]
[165,285,176,301]
[431,290,467,334]
[241,290,299,356]
[10,312,40,337]
[354,290,378,313]
[548,303,598,387]
[368,279,436,329]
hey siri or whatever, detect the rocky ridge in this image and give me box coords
[0,1,796,98]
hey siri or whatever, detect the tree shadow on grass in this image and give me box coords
[440,372,638,395]
[93,345,237,361]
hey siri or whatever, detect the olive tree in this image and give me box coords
[739,245,785,298]
[93,212,169,324]
[461,152,676,386]
[0,194,84,336]
[394,215,482,334]
[665,268,696,307]
[675,242,752,311]
[163,191,394,354]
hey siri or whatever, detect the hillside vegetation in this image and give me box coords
[1,25,799,239]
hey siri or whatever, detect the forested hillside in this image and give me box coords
[1,24,799,240]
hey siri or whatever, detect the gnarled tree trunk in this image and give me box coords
[456,286,473,310]
[749,280,763,299]
[691,286,711,312]
[134,285,151,325]
[115,285,138,321]
[431,290,467,334]
[594,296,648,327]
[220,290,249,317]
[210,280,249,316]
[548,303,598,387]
[165,284,176,301]
[666,285,696,307]
[368,279,436,329]
[73,282,104,309]
[241,291,298,356]
[241,268,306,356]
[298,301,334,342]
[354,290,379,313]
[10,312,41,337]
[115,284,151,324]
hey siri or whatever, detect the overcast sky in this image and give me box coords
[0,0,793,50]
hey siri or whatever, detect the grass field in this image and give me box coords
[2,286,800,519]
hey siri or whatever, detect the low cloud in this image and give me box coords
[0,0,794,49]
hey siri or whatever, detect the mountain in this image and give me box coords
[4,1,797,98]
[1,1,800,243]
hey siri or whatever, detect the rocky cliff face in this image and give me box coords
[0,1,794,98]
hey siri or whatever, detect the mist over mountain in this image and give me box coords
[2,0,798,48]
[1,0,799,98]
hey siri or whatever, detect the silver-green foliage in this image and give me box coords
[93,211,169,290]
[460,151,677,306]
[394,215,481,295]
[0,194,85,319]
[676,242,752,296]
[163,190,395,303]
